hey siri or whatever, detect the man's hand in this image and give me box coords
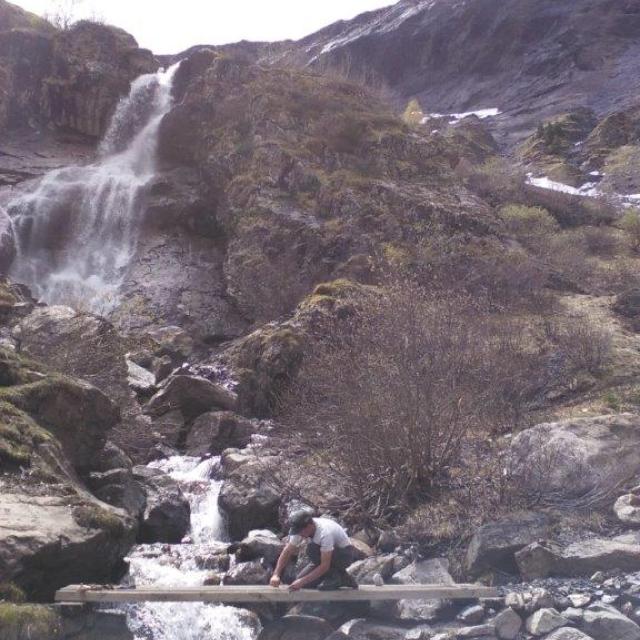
[288,579,305,591]
[269,575,281,588]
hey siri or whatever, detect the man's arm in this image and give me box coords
[269,542,297,587]
[289,550,332,591]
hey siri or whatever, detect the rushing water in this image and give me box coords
[125,456,260,640]
[6,63,180,313]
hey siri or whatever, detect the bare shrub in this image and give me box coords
[461,157,527,206]
[278,278,539,523]
[620,208,640,253]
[542,230,595,290]
[545,318,613,375]
[581,225,619,257]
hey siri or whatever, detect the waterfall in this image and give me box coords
[6,63,180,314]
[125,456,260,640]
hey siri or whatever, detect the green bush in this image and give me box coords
[499,204,559,249]
[621,208,640,252]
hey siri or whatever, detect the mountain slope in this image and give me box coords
[270,0,640,144]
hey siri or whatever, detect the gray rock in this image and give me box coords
[465,511,553,576]
[134,468,190,543]
[456,624,495,638]
[347,553,399,584]
[224,560,270,585]
[218,475,281,541]
[339,619,408,640]
[509,414,640,502]
[614,493,640,528]
[458,605,486,625]
[492,607,522,640]
[390,558,455,621]
[581,603,640,640]
[126,357,156,396]
[232,532,285,567]
[87,468,146,518]
[568,594,591,608]
[144,374,237,419]
[258,615,334,640]
[145,325,194,360]
[545,629,595,640]
[526,608,568,636]
[186,411,254,456]
[516,534,640,579]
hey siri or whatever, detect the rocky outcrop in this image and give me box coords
[133,466,190,543]
[185,411,254,457]
[0,3,155,138]
[465,511,554,577]
[509,414,640,503]
[614,489,640,527]
[515,533,640,579]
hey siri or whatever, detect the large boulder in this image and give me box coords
[509,414,640,502]
[144,375,238,420]
[614,489,640,527]
[224,560,270,585]
[231,532,285,567]
[515,533,640,579]
[389,558,455,621]
[0,491,135,601]
[545,630,595,640]
[185,411,254,456]
[347,553,400,584]
[465,511,553,577]
[218,474,281,541]
[581,603,640,640]
[133,466,190,544]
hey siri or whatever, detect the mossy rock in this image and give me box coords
[0,604,61,640]
[0,348,46,387]
[0,583,25,604]
[0,400,52,469]
[72,504,126,536]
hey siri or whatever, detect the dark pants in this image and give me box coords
[297,542,359,586]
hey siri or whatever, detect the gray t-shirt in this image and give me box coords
[289,517,351,552]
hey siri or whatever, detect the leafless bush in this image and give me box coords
[278,278,540,523]
[581,225,619,257]
[461,157,527,206]
[546,318,613,375]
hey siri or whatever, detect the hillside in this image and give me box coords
[1,1,640,639]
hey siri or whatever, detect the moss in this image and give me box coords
[0,583,25,604]
[0,401,52,468]
[72,504,125,536]
[312,279,363,299]
[0,349,46,387]
[0,604,61,639]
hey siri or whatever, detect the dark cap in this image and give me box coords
[288,510,314,535]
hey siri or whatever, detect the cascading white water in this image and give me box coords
[6,63,180,313]
[125,456,260,640]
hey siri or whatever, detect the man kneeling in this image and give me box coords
[269,511,359,591]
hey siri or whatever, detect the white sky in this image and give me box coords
[12,0,394,54]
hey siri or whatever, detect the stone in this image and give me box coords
[516,534,640,579]
[404,627,434,640]
[0,492,135,601]
[581,603,640,640]
[615,494,640,528]
[60,607,134,640]
[509,414,640,502]
[87,468,146,518]
[185,411,254,456]
[390,558,455,621]
[133,467,190,543]
[347,554,399,584]
[492,607,522,640]
[258,615,334,640]
[458,605,486,625]
[338,619,408,640]
[224,560,270,585]
[465,511,553,576]
[545,629,595,640]
[563,608,585,623]
[145,325,195,360]
[218,475,281,541]
[568,594,591,608]
[144,375,237,419]
[526,608,568,636]
[126,357,156,396]
[456,624,495,638]
[231,533,285,567]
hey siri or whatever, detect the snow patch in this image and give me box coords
[422,108,501,124]
[527,175,599,197]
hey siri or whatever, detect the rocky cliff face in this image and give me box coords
[266,0,640,144]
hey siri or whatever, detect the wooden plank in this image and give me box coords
[55,584,499,604]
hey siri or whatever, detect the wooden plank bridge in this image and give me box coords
[55,584,499,604]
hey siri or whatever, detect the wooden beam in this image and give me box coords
[55,584,499,604]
